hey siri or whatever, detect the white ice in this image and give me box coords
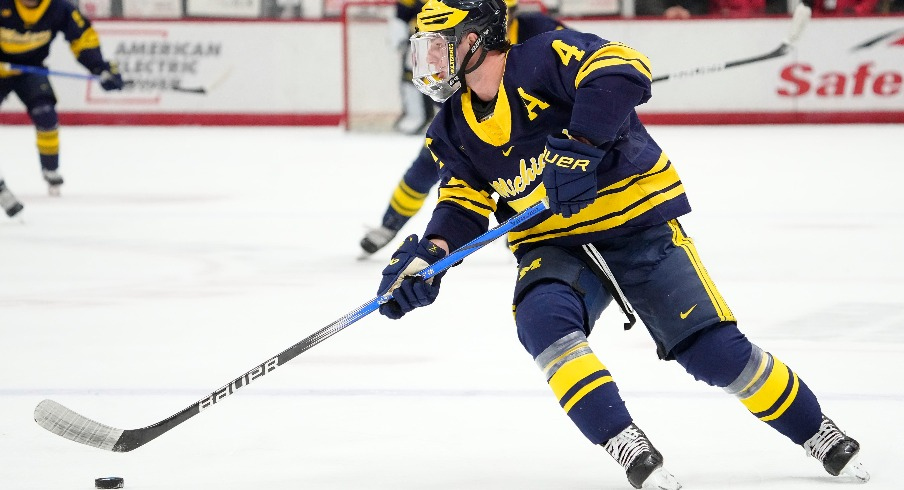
[1,124,901,489]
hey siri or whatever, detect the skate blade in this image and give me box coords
[48,185,61,197]
[641,467,682,490]
[840,456,870,483]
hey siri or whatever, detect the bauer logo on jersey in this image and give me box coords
[518,257,542,279]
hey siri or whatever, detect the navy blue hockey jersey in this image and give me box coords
[423,29,691,259]
[0,0,106,72]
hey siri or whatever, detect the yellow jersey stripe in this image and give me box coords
[548,353,605,400]
[563,375,613,413]
[36,129,59,154]
[667,221,734,321]
[437,178,496,217]
[575,43,652,87]
[69,27,101,57]
[741,358,792,414]
[389,180,429,217]
[759,373,800,422]
[508,156,684,249]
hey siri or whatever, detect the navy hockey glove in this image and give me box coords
[378,234,447,320]
[92,62,124,91]
[542,134,605,219]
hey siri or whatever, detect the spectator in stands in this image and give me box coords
[882,0,904,11]
[636,0,786,17]
[635,0,708,18]
[811,0,879,14]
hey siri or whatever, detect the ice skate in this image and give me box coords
[604,424,682,490]
[42,169,64,196]
[359,225,399,257]
[0,180,24,218]
[803,415,869,483]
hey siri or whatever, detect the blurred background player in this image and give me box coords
[361,0,564,256]
[0,0,124,197]
[390,0,435,134]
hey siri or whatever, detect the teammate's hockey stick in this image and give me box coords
[0,62,207,94]
[34,199,550,452]
[651,2,812,83]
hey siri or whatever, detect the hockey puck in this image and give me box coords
[95,477,124,489]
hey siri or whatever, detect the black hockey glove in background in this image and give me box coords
[542,134,605,218]
[378,234,447,319]
[92,61,124,91]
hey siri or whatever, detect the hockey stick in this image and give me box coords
[651,2,812,83]
[34,199,550,452]
[0,62,207,94]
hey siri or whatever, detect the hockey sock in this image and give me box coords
[674,323,822,444]
[516,281,632,444]
[29,104,60,171]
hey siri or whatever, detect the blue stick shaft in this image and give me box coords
[2,62,97,80]
[373,199,548,305]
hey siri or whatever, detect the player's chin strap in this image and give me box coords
[449,32,488,94]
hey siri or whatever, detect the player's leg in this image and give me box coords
[672,323,867,480]
[360,145,438,255]
[513,246,680,489]
[601,219,868,481]
[0,81,25,217]
[16,74,62,195]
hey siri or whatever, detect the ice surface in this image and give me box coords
[1,124,901,489]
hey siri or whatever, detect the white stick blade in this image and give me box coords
[787,2,812,45]
[34,399,124,451]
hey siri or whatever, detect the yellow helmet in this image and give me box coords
[416,0,509,51]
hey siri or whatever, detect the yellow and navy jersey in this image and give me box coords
[0,0,106,72]
[423,29,691,259]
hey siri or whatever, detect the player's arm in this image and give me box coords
[62,4,124,91]
[534,31,654,216]
[422,136,497,252]
[375,132,494,319]
[548,31,653,146]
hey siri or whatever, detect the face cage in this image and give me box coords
[409,31,461,103]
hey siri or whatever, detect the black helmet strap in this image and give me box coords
[451,32,488,92]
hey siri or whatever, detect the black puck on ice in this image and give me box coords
[95,476,124,489]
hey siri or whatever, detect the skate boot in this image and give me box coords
[0,180,24,218]
[603,424,682,490]
[360,225,399,257]
[803,415,869,482]
[42,169,64,196]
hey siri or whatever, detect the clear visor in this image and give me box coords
[409,31,461,103]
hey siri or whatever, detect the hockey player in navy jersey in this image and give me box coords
[375,0,869,488]
[360,0,564,256]
[0,0,124,198]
